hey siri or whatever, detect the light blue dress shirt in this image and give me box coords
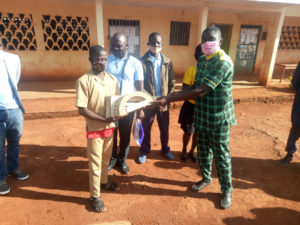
[107,54,144,96]
[0,58,18,110]
[149,52,162,97]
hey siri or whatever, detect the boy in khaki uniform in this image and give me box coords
[76,45,120,213]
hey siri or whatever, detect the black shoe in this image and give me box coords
[0,180,10,195]
[191,179,211,192]
[280,154,293,167]
[120,161,130,174]
[8,170,29,181]
[188,152,197,162]
[221,192,232,209]
[181,152,188,161]
[108,157,118,171]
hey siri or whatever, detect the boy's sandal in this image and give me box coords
[90,197,106,213]
[101,182,120,191]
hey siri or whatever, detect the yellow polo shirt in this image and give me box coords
[182,65,196,104]
[76,70,120,132]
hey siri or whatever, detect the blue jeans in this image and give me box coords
[0,108,23,181]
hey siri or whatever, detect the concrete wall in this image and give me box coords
[1,0,98,80]
[1,0,299,81]
[102,4,200,78]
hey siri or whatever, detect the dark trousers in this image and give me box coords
[285,123,300,157]
[111,112,135,162]
[140,109,170,155]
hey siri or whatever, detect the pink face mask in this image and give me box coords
[201,41,220,55]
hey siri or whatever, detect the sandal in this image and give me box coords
[90,197,106,213]
[101,182,120,191]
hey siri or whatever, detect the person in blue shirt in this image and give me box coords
[0,38,29,195]
[280,61,300,166]
[138,32,175,164]
[106,33,144,174]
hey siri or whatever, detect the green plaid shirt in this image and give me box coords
[194,50,236,131]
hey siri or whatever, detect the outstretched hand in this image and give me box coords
[152,96,168,107]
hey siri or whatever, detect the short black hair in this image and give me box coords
[111,32,127,43]
[194,44,203,61]
[203,25,222,40]
[148,32,161,41]
[89,45,106,57]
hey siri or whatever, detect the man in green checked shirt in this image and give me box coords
[154,25,236,209]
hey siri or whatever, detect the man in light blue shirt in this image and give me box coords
[149,52,162,97]
[0,38,29,196]
[106,33,144,174]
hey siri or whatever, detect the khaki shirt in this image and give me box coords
[76,70,120,132]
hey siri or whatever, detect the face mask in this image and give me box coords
[201,41,220,55]
[149,46,162,54]
[93,62,106,73]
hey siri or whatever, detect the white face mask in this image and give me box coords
[149,46,162,54]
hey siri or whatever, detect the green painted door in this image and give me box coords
[235,25,261,75]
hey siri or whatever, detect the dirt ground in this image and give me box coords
[1,101,300,225]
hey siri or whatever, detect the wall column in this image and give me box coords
[259,8,286,85]
[196,5,208,44]
[228,16,240,63]
[31,13,45,51]
[95,0,105,47]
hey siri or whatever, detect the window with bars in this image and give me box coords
[42,15,90,51]
[169,21,191,46]
[108,19,140,57]
[108,19,139,27]
[0,12,37,50]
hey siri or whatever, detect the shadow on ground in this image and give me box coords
[7,144,299,207]
[223,207,300,225]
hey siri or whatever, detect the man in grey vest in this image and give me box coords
[0,38,29,195]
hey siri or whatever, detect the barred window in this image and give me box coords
[108,19,140,57]
[42,15,90,51]
[279,26,300,50]
[169,21,191,46]
[0,12,37,50]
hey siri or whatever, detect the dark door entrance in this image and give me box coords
[235,25,261,75]
[215,24,233,54]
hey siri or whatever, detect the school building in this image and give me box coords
[1,0,300,85]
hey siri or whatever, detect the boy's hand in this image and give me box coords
[105,116,120,123]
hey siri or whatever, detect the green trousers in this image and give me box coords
[196,125,232,193]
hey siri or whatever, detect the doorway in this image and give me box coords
[215,24,233,54]
[235,25,261,75]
